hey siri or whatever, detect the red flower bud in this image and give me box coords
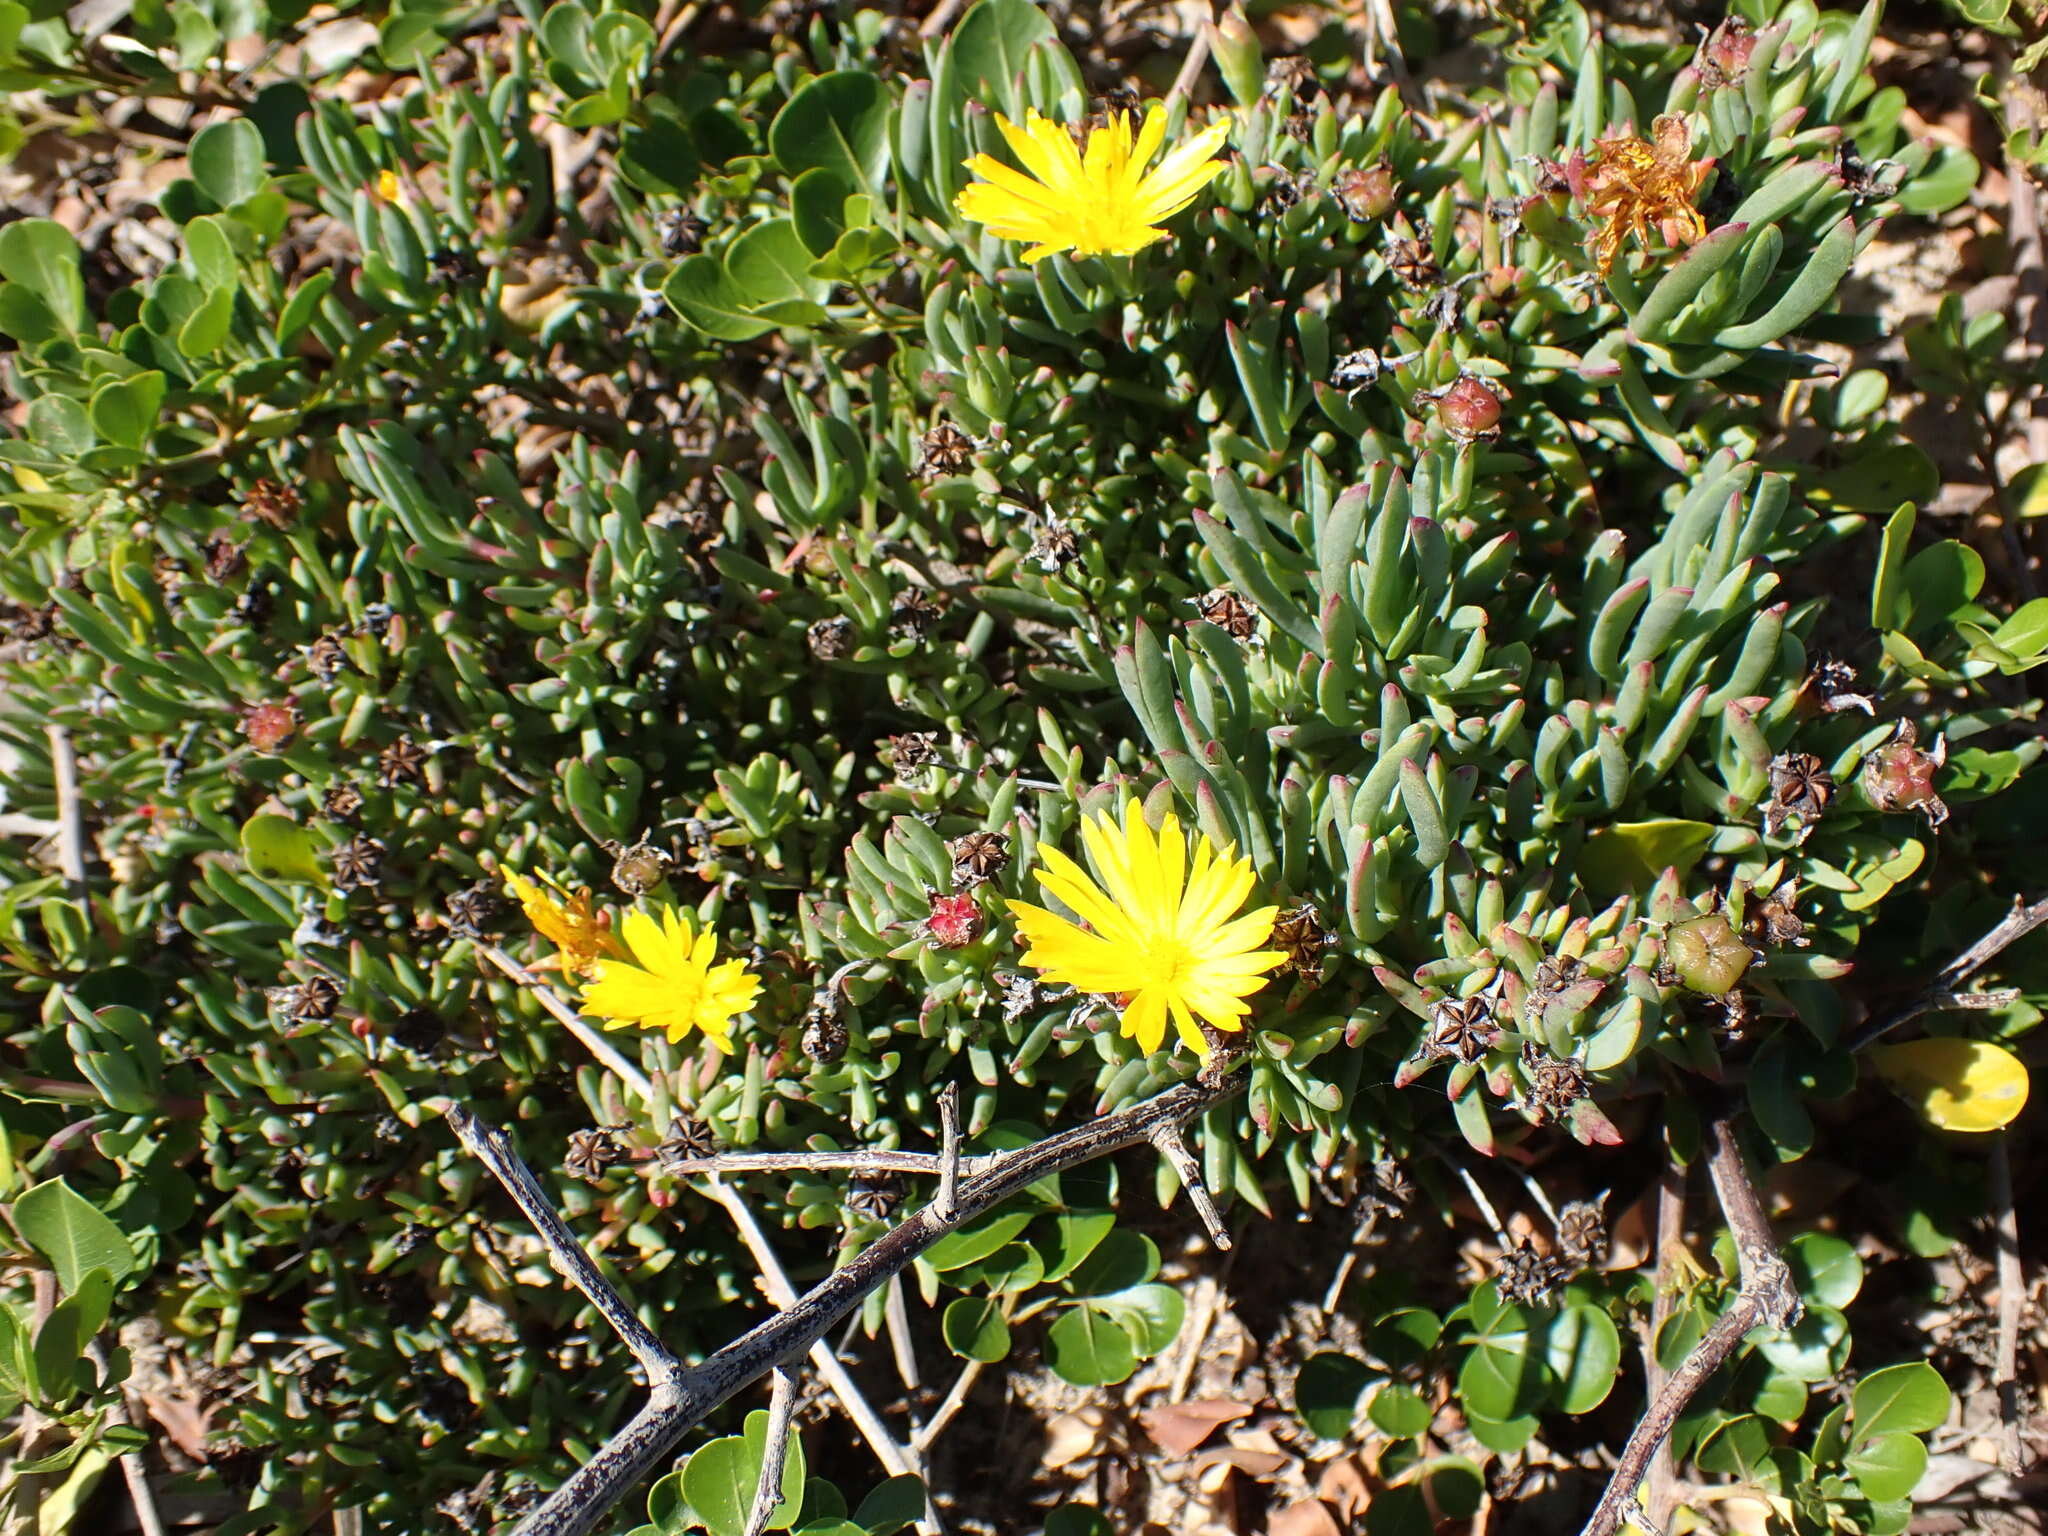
[1436,375,1504,441]
[1334,161,1397,222]
[1704,20,1756,80]
[242,703,298,753]
[926,893,983,949]
[1861,721,1949,830]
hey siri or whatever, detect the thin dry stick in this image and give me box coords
[1169,20,1214,108]
[742,1366,800,1536]
[1150,1125,1231,1250]
[698,1176,925,1486]
[654,1149,996,1177]
[47,725,89,904]
[912,1358,987,1455]
[1579,1110,1799,1536]
[918,0,967,40]
[1989,1135,2026,1476]
[480,944,657,1100]
[936,1082,962,1220]
[455,1077,1235,1536]
[87,1342,166,1536]
[1848,893,2048,1052]
[1642,1152,1688,1533]
[884,1277,922,1395]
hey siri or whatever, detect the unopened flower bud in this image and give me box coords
[925,893,983,949]
[1667,913,1753,996]
[1334,161,1397,223]
[1861,721,1949,830]
[243,703,298,753]
[1704,20,1756,81]
[1436,375,1503,441]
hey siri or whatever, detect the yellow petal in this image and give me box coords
[1872,1038,2031,1132]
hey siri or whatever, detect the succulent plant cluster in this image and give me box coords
[1,0,2042,1531]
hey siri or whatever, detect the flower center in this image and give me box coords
[1133,935,1194,994]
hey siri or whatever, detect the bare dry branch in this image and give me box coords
[1579,1109,1799,1536]
[1849,893,2048,1051]
[743,1367,799,1536]
[1149,1124,1231,1250]
[459,1075,1241,1536]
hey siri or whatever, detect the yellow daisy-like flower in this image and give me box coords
[1579,114,1712,276]
[955,105,1231,264]
[504,872,623,977]
[582,904,762,1053]
[1007,797,1284,1057]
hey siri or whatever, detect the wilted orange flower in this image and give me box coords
[505,872,623,977]
[1577,115,1712,276]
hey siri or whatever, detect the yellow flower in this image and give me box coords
[955,105,1231,264]
[1871,1037,2030,1133]
[505,872,623,977]
[1580,114,1711,276]
[1007,797,1283,1056]
[582,903,761,1053]
[375,169,403,202]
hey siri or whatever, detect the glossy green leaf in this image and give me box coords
[0,217,84,332]
[849,1475,925,1536]
[1851,1362,1950,1441]
[1844,1429,1928,1501]
[679,1410,807,1536]
[190,117,269,208]
[241,814,329,887]
[771,71,891,199]
[941,1296,1010,1363]
[1545,1304,1622,1414]
[1046,1304,1138,1387]
[11,1178,136,1293]
[1294,1351,1374,1439]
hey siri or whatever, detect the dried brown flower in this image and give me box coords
[243,478,301,530]
[1801,657,1874,715]
[1556,1198,1610,1266]
[1495,1236,1572,1306]
[321,782,366,823]
[1385,231,1441,289]
[1521,1041,1589,1124]
[305,633,352,684]
[915,422,977,479]
[1578,115,1712,276]
[377,734,429,789]
[889,731,942,777]
[801,992,850,1062]
[1270,902,1335,979]
[443,881,500,939]
[331,834,387,893]
[603,838,673,898]
[657,209,707,257]
[1028,518,1081,574]
[846,1173,904,1223]
[657,1114,718,1167]
[564,1128,624,1183]
[1426,994,1500,1063]
[277,974,343,1022]
[949,830,1011,888]
[1194,587,1259,641]
[1764,750,1833,841]
[808,616,855,660]
[890,587,948,639]
[1747,878,1809,950]
[204,532,247,583]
